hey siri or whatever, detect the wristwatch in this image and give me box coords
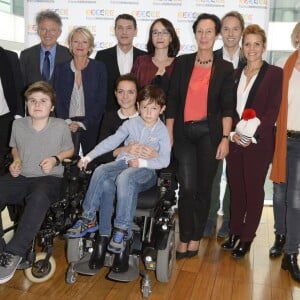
[52,155,60,166]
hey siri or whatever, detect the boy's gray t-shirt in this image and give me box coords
[10,117,73,178]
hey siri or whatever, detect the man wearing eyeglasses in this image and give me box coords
[20,10,71,87]
[95,14,146,112]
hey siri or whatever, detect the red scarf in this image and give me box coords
[270,51,298,183]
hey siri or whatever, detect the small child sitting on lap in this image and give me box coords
[67,85,171,271]
[0,81,74,284]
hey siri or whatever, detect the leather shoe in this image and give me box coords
[269,234,285,258]
[221,234,240,251]
[186,250,198,258]
[281,253,300,282]
[89,235,109,270]
[176,251,187,259]
[231,241,251,259]
[112,239,130,273]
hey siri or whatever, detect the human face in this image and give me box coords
[242,33,265,63]
[27,92,54,120]
[115,19,137,48]
[115,80,137,110]
[195,19,217,51]
[151,21,172,50]
[71,32,90,58]
[138,99,165,127]
[221,16,242,50]
[38,19,61,50]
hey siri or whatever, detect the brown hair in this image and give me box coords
[137,85,165,107]
[221,11,245,32]
[115,73,139,92]
[242,24,267,46]
[24,81,56,106]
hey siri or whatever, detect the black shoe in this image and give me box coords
[88,235,109,270]
[112,239,130,273]
[231,241,252,259]
[269,234,285,258]
[186,250,198,258]
[281,253,300,282]
[221,234,240,251]
[176,251,187,259]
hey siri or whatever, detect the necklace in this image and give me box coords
[196,57,212,64]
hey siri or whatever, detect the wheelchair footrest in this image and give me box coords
[108,255,140,282]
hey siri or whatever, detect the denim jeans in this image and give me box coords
[273,138,300,253]
[82,159,157,237]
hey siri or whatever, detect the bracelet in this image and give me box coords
[52,155,60,166]
[222,135,229,139]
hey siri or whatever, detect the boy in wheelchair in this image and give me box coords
[67,85,171,273]
[0,81,74,284]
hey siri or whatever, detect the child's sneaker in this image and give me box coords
[66,217,98,238]
[0,252,22,284]
[107,228,127,254]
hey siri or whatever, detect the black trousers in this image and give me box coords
[0,113,13,171]
[0,174,62,257]
[174,121,218,242]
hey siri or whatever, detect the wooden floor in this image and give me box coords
[1,206,300,300]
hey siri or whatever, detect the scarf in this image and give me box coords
[270,51,298,183]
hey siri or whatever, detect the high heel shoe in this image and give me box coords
[176,251,187,259]
[281,253,300,282]
[221,234,240,251]
[231,241,251,259]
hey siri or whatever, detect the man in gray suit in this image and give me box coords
[20,10,71,87]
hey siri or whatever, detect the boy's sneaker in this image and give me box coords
[0,252,22,284]
[66,217,98,238]
[107,229,127,254]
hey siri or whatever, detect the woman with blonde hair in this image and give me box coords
[54,26,107,154]
[269,22,300,282]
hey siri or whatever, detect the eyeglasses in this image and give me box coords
[38,28,59,35]
[152,30,170,37]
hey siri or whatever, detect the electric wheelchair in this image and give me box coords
[65,164,177,298]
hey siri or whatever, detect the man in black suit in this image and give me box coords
[95,14,146,112]
[0,47,24,173]
[20,10,71,87]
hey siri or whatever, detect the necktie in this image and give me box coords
[42,51,50,82]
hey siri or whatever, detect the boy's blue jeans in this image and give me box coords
[82,159,157,237]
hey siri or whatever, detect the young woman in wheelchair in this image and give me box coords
[0,82,74,284]
[66,84,171,272]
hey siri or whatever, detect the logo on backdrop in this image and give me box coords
[68,25,97,35]
[195,0,225,7]
[153,0,182,6]
[130,10,160,21]
[95,41,115,50]
[50,8,69,19]
[68,0,96,3]
[86,9,115,20]
[239,0,268,9]
[177,11,199,23]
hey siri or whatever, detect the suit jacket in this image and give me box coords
[229,61,283,160]
[214,47,246,69]
[95,45,147,111]
[0,47,24,116]
[166,52,234,146]
[54,59,107,154]
[19,43,71,87]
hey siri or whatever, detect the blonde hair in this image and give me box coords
[68,26,95,56]
[291,22,300,49]
[242,24,267,46]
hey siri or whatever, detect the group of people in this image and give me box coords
[0,8,300,286]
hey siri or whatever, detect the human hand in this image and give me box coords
[138,145,158,159]
[128,159,139,168]
[9,160,22,177]
[68,122,80,132]
[232,133,251,147]
[39,157,56,173]
[77,156,90,170]
[216,138,229,160]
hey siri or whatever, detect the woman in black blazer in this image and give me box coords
[165,13,234,259]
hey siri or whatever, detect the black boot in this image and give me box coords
[88,235,109,270]
[269,234,285,258]
[112,239,130,273]
[281,253,300,282]
[231,241,252,259]
[221,234,240,251]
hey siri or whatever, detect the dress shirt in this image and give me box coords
[40,44,57,78]
[117,45,133,75]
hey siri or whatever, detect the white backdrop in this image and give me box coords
[24,0,270,57]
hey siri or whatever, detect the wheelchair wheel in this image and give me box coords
[24,252,56,283]
[67,237,83,263]
[155,229,175,283]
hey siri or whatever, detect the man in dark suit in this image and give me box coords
[95,14,146,112]
[20,10,71,87]
[0,47,24,173]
